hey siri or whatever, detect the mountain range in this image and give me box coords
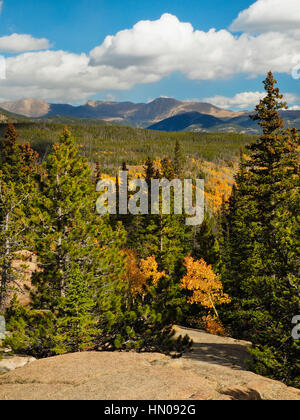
[0,97,241,125]
[1,97,300,134]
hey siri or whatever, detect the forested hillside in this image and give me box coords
[0,122,254,171]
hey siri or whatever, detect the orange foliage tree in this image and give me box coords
[180,257,231,335]
[124,250,166,299]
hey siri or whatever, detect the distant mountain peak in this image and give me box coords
[148,97,180,104]
[1,98,50,118]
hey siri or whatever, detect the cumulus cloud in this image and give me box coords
[0,50,160,103]
[0,8,300,103]
[0,33,51,53]
[90,13,300,81]
[204,92,266,110]
[230,0,300,34]
[203,91,298,110]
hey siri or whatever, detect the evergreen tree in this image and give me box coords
[159,157,192,276]
[174,139,184,178]
[161,157,175,181]
[52,264,98,354]
[4,297,57,358]
[30,128,125,306]
[129,156,192,277]
[192,213,220,270]
[145,157,156,187]
[0,173,30,312]
[41,129,123,289]
[221,72,300,387]
[5,129,126,355]
[0,123,38,183]
[94,161,102,185]
[0,124,38,312]
[4,266,98,356]
[0,123,21,181]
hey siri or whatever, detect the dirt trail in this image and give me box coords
[177,326,251,369]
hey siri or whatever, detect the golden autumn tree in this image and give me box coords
[180,257,231,335]
[124,250,166,299]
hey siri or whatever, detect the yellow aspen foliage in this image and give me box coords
[154,159,163,173]
[124,250,166,298]
[180,257,231,317]
[140,255,166,286]
[202,314,226,336]
[124,250,146,298]
[99,174,116,182]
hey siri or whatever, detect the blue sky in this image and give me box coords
[0,0,299,109]
[0,0,254,51]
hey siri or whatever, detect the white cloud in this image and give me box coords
[0,10,300,103]
[203,91,298,110]
[230,0,300,34]
[0,33,51,53]
[287,105,300,111]
[90,13,300,82]
[0,50,159,103]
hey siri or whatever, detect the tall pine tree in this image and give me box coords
[221,72,300,387]
[0,124,38,312]
[5,128,126,355]
[174,139,185,178]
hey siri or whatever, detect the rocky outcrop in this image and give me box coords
[0,355,36,374]
[0,327,299,400]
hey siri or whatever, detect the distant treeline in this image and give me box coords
[0,122,255,174]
